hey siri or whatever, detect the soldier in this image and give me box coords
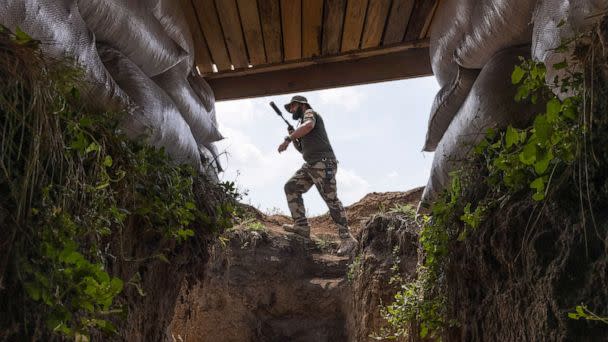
[277,95,357,256]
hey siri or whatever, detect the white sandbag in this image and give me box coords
[454,0,537,70]
[533,0,608,96]
[188,72,217,124]
[0,0,25,26]
[423,66,480,152]
[78,0,187,77]
[429,0,475,87]
[0,0,129,110]
[421,46,538,203]
[152,63,223,145]
[98,45,202,169]
[149,0,195,73]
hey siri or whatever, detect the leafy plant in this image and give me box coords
[476,58,582,201]
[347,254,362,283]
[245,220,266,232]
[378,175,463,339]
[0,26,238,339]
[568,305,608,325]
[388,203,417,217]
[377,55,585,340]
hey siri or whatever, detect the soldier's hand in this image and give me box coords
[278,140,289,153]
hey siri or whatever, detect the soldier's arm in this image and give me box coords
[289,111,316,140]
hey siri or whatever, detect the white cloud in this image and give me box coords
[318,87,367,113]
[215,99,257,127]
[336,168,371,206]
[387,171,399,179]
[215,123,302,213]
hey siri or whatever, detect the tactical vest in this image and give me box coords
[300,110,336,163]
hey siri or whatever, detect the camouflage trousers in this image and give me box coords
[284,159,349,238]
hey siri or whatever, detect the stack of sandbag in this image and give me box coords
[77,0,186,77]
[421,46,539,203]
[152,62,223,151]
[98,45,202,170]
[77,0,223,176]
[1,0,224,175]
[424,0,479,152]
[423,0,540,152]
[422,0,541,200]
[533,0,608,97]
[0,0,130,110]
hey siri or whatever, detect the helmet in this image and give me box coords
[284,95,309,112]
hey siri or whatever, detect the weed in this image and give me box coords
[568,305,608,325]
[347,254,362,283]
[0,27,238,339]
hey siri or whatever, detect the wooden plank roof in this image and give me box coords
[185,0,438,100]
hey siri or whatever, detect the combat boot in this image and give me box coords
[337,226,357,256]
[282,223,310,238]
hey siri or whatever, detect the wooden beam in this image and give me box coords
[302,0,324,58]
[237,0,267,66]
[382,0,415,45]
[281,0,302,61]
[258,0,283,63]
[360,0,391,48]
[215,0,249,68]
[322,0,347,55]
[207,46,432,100]
[181,0,214,73]
[194,0,232,71]
[205,38,428,78]
[403,0,438,41]
[341,0,368,52]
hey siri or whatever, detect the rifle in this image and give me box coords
[269,101,294,131]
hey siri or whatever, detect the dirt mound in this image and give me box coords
[239,187,423,241]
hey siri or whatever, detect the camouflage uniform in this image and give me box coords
[284,105,350,238]
[284,159,350,238]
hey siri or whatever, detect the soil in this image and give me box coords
[169,188,424,342]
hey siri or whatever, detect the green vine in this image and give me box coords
[377,176,462,340]
[378,52,585,340]
[476,58,582,201]
[0,27,237,339]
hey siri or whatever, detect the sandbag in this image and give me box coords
[188,72,217,124]
[454,0,537,70]
[421,46,538,204]
[78,0,187,77]
[429,0,475,87]
[533,0,608,96]
[149,0,195,73]
[423,66,480,152]
[0,0,129,110]
[152,63,223,145]
[98,45,202,169]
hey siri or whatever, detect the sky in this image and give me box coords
[214,76,439,216]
